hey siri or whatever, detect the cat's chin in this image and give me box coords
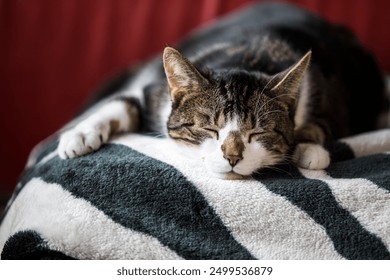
[214,171,248,180]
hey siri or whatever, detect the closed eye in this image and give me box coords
[168,123,194,130]
[248,132,265,143]
[203,128,219,140]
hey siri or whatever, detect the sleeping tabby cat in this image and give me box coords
[58,3,386,179]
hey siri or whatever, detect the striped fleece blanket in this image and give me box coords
[1,128,390,259]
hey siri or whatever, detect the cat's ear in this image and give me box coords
[163,47,208,101]
[270,51,311,108]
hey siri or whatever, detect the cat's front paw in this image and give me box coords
[58,122,110,159]
[294,143,330,170]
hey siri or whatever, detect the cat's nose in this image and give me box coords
[224,155,243,167]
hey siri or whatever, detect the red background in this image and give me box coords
[1,0,389,197]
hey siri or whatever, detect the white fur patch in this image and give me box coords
[201,118,239,177]
[294,143,330,170]
[201,138,232,177]
[219,117,239,141]
[234,141,278,175]
[199,117,279,177]
[58,101,131,159]
[158,101,172,136]
[121,58,161,106]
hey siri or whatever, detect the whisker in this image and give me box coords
[254,74,279,115]
[259,109,285,119]
[257,92,293,113]
[282,155,296,162]
[143,132,167,139]
[264,166,295,178]
[260,74,279,96]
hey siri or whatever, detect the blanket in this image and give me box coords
[0,127,390,259]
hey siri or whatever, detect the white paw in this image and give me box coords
[294,143,330,170]
[58,122,110,159]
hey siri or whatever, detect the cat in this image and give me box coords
[57,3,386,179]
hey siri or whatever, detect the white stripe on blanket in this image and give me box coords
[0,178,182,260]
[112,135,343,259]
[340,129,390,158]
[301,169,390,250]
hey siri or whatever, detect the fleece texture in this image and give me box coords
[0,129,390,259]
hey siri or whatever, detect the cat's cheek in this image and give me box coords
[233,141,274,175]
[200,139,232,174]
[232,142,262,175]
[204,156,232,174]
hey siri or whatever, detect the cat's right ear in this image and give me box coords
[163,47,208,101]
[269,51,311,109]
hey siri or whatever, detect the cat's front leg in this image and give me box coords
[293,123,331,170]
[58,98,139,159]
[293,143,330,170]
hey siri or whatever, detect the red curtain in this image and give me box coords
[1,0,389,194]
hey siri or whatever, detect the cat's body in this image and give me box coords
[58,3,387,179]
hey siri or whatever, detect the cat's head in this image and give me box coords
[163,47,310,179]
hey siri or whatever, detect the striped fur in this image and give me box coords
[2,3,390,259]
[57,2,386,178]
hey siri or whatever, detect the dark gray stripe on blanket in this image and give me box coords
[254,166,390,260]
[19,143,254,260]
[326,141,355,162]
[0,140,60,223]
[327,154,390,192]
[2,230,76,260]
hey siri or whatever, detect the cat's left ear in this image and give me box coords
[163,47,209,101]
[270,51,311,108]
